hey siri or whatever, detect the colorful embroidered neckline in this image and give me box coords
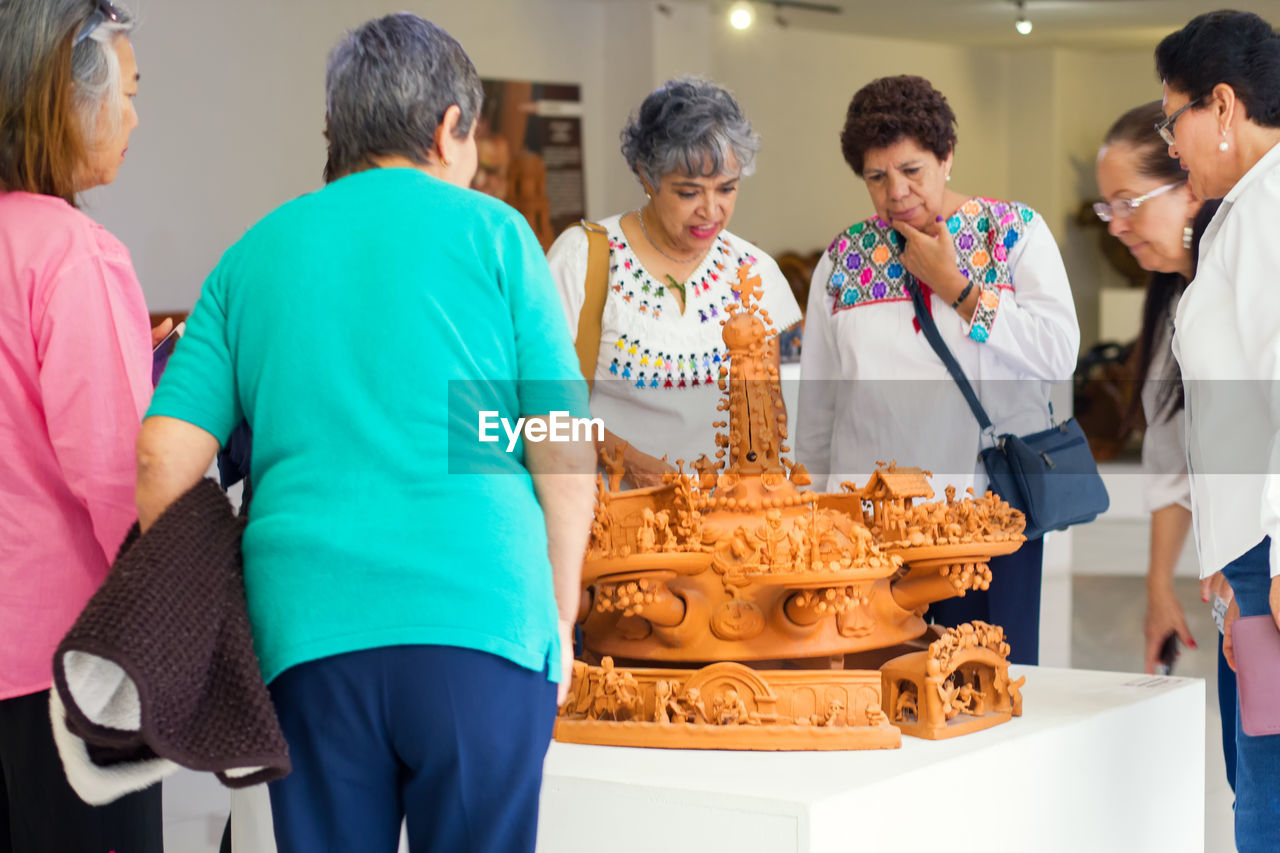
[823,197,1036,343]
[606,226,760,319]
[601,224,759,390]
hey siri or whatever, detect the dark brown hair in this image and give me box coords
[1100,101,1208,427]
[839,75,957,176]
[1122,199,1220,429]
[1101,101,1185,184]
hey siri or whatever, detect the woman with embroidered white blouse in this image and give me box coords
[1156,11,1280,850]
[796,75,1080,665]
[547,77,802,487]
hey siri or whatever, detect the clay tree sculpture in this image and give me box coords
[556,265,1027,751]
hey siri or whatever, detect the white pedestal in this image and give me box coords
[536,667,1204,853]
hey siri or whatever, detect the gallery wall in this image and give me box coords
[82,0,613,310]
[87,0,1169,351]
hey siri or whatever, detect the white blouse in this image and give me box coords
[1173,141,1280,579]
[796,198,1080,496]
[547,214,802,465]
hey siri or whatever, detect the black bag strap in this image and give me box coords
[906,276,994,433]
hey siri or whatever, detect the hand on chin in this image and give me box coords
[887,208,929,232]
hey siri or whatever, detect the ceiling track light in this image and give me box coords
[726,0,839,31]
[1014,0,1032,35]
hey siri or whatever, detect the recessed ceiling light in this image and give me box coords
[729,2,754,30]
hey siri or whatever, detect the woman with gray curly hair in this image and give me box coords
[0,1,162,849]
[548,77,801,485]
[135,12,594,852]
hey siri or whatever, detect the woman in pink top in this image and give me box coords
[0,2,162,849]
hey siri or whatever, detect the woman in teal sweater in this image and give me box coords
[136,14,595,853]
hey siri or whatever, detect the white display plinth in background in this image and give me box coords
[536,666,1204,853]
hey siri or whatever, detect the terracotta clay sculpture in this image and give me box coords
[879,621,1023,739]
[556,658,900,750]
[556,265,1027,751]
[601,442,628,493]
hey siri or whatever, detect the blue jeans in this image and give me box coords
[1221,537,1280,852]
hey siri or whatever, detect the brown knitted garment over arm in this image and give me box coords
[53,478,290,789]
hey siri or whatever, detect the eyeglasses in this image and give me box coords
[1154,97,1205,146]
[73,0,121,47]
[1092,181,1184,223]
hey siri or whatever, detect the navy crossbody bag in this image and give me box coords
[906,278,1109,539]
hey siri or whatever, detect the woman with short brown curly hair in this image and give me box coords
[797,75,1080,664]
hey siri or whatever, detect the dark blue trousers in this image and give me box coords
[926,535,1044,665]
[267,645,557,853]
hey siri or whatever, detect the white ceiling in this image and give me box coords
[712,0,1280,48]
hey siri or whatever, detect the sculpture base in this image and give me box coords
[556,660,900,751]
[555,717,900,751]
[558,621,1021,751]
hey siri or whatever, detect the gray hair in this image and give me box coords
[324,13,482,181]
[0,0,134,149]
[74,3,136,146]
[620,76,761,189]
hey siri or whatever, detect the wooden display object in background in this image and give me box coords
[509,152,554,250]
[559,266,1027,750]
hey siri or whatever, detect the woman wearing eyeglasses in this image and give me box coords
[0,1,162,850]
[1155,11,1280,850]
[796,75,1080,665]
[1096,100,1238,788]
[1096,102,1213,672]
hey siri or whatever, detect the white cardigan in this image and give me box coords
[1173,141,1280,579]
[796,200,1079,496]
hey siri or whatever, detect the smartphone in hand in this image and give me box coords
[152,321,185,387]
[1154,633,1180,676]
